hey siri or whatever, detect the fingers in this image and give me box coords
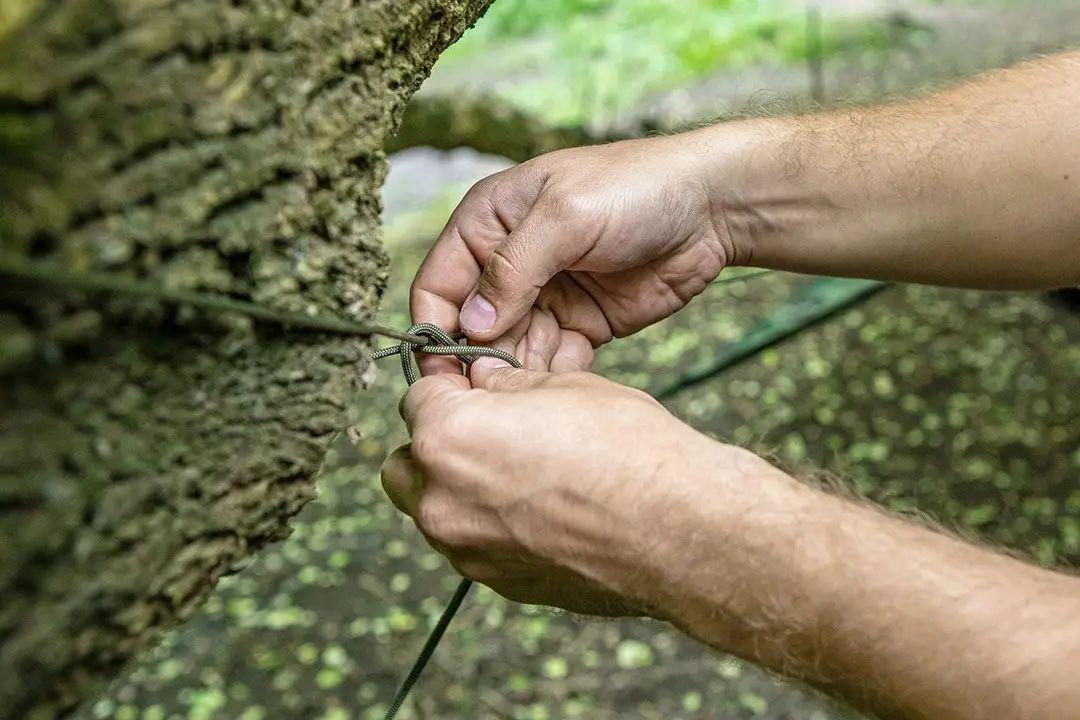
[464,307,592,386]
[510,307,593,373]
[411,172,520,376]
[411,219,484,376]
[468,312,597,386]
[471,307,558,378]
[412,166,554,374]
[550,330,594,372]
[381,444,421,516]
[399,373,471,431]
[522,307,560,371]
[470,366,551,392]
[461,198,590,342]
[536,273,614,347]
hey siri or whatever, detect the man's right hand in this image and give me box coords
[410,134,748,374]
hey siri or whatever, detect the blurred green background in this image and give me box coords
[434,0,902,126]
[77,1,1080,719]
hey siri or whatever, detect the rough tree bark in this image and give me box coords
[0,1,492,717]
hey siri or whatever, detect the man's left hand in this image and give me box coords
[379,365,754,618]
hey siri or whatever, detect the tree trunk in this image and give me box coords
[0,1,491,717]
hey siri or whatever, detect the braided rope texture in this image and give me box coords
[372,322,522,385]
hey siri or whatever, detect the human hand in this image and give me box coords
[411,134,747,375]
[379,365,754,617]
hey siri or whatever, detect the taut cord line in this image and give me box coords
[0,253,431,346]
[372,323,522,720]
[0,254,777,345]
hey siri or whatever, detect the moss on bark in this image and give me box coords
[0,1,492,717]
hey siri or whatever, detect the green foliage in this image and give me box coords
[439,0,908,125]
[0,0,44,42]
[471,0,612,37]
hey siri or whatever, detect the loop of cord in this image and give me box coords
[374,322,522,720]
[372,322,521,385]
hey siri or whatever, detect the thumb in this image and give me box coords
[459,205,581,341]
[470,364,551,393]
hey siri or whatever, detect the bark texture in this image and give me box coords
[0,1,491,717]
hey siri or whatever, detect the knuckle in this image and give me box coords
[527,317,556,351]
[463,174,498,203]
[455,177,504,231]
[415,486,486,553]
[457,402,486,432]
[523,344,549,368]
[415,494,452,542]
[489,174,534,217]
[483,244,526,290]
[544,188,594,220]
[411,399,476,466]
[439,401,474,440]
[409,425,444,466]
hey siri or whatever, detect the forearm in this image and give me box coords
[632,448,1080,720]
[694,51,1080,289]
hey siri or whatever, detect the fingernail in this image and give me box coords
[471,355,510,373]
[460,294,496,333]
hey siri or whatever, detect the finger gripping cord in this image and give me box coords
[374,323,522,720]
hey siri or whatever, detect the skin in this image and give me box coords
[384,52,1080,719]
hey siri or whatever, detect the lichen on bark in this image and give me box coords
[0,1,492,717]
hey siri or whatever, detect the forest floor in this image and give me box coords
[80,2,1080,719]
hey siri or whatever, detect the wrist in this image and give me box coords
[548,429,768,621]
[634,442,841,663]
[689,116,862,273]
[683,119,796,268]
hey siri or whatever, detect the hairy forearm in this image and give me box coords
[694,51,1080,289]
[633,448,1080,720]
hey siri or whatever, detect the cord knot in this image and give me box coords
[372,322,522,386]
